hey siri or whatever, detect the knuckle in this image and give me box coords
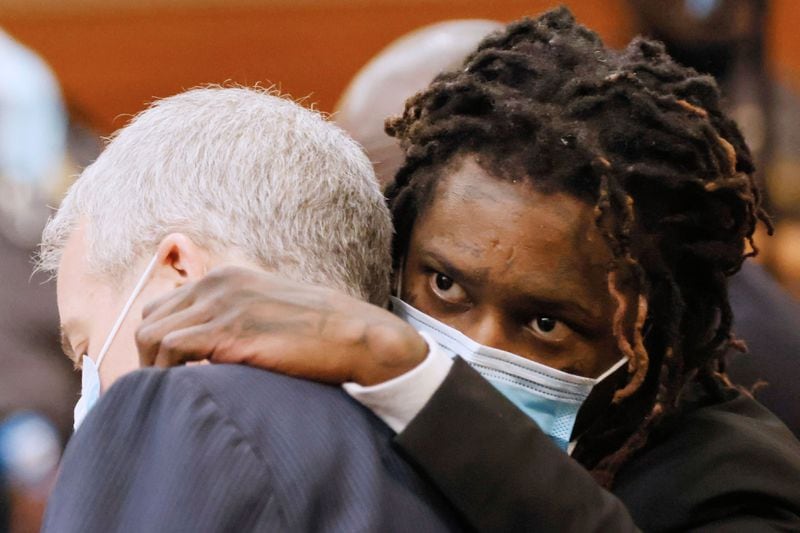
[209,265,244,283]
[135,325,154,348]
[160,333,182,355]
[201,268,228,289]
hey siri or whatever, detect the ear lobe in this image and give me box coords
[155,233,209,285]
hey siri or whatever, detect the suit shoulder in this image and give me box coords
[615,388,800,528]
[159,364,380,441]
[164,364,352,411]
[84,366,264,438]
[95,365,384,466]
[680,388,800,459]
[106,364,346,412]
[48,366,283,532]
[621,388,800,483]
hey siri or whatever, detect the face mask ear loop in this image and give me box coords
[394,256,406,299]
[94,253,159,370]
[594,356,629,384]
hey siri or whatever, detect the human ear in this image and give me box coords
[153,233,210,287]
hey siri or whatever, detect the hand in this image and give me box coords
[136,266,428,385]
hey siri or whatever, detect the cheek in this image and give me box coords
[85,295,122,357]
[97,319,141,389]
[95,284,169,388]
[576,334,622,377]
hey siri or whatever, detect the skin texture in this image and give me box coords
[56,219,253,390]
[136,267,427,385]
[402,157,621,377]
[136,157,624,382]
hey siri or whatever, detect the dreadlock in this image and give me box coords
[384,7,770,488]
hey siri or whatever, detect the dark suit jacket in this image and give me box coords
[396,358,800,532]
[728,262,800,436]
[42,365,464,532]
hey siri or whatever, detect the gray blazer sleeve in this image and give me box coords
[42,368,282,533]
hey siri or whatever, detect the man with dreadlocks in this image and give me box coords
[136,8,800,531]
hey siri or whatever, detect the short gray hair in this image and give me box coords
[39,86,392,305]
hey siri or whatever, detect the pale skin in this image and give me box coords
[56,219,263,390]
[135,157,628,386]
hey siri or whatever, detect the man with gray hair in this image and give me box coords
[40,86,461,532]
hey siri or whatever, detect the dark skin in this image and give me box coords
[135,268,428,386]
[402,157,621,377]
[137,156,625,384]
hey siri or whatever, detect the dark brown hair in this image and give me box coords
[385,7,769,486]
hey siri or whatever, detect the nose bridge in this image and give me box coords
[466,306,513,352]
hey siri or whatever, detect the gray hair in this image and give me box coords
[38,86,392,305]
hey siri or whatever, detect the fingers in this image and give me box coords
[138,267,269,367]
[142,281,197,321]
[152,322,220,368]
[137,304,212,367]
[141,266,278,322]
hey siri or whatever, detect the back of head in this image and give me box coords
[386,7,767,484]
[40,86,392,305]
[335,20,503,184]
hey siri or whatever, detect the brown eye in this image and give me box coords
[528,316,570,342]
[429,272,469,305]
[435,273,453,291]
[534,317,557,333]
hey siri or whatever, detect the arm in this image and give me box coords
[133,267,799,532]
[394,359,800,532]
[42,368,281,532]
[134,267,635,531]
[394,358,637,533]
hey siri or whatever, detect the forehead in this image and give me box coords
[57,222,90,308]
[414,158,612,306]
[422,157,602,248]
[56,222,116,329]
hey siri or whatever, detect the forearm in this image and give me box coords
[395,358,638,533]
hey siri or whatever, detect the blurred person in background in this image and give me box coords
[630,0,800,433]
[335,19,502,186]
[334,11,800,435]
[40,87,462,532]
[629,0,800,230]
[0,28,81,533]
[137,10,800,531]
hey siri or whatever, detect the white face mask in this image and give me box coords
[391,297,627,451]
[73,254,159,431]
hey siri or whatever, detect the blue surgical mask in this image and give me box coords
[73,254,159,431]
[391,297,627,451]
[73,355,100,431]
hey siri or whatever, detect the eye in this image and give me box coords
[429,272,469,305]
[527,316,571,343]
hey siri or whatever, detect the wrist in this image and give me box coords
[355,319,428,386]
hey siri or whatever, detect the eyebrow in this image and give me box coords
[59,326,78,365]
[422,249,490,285]
[420,248,603,331]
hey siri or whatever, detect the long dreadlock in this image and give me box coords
[384,7,770,487]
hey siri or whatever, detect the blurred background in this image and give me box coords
[0,1,797,531]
